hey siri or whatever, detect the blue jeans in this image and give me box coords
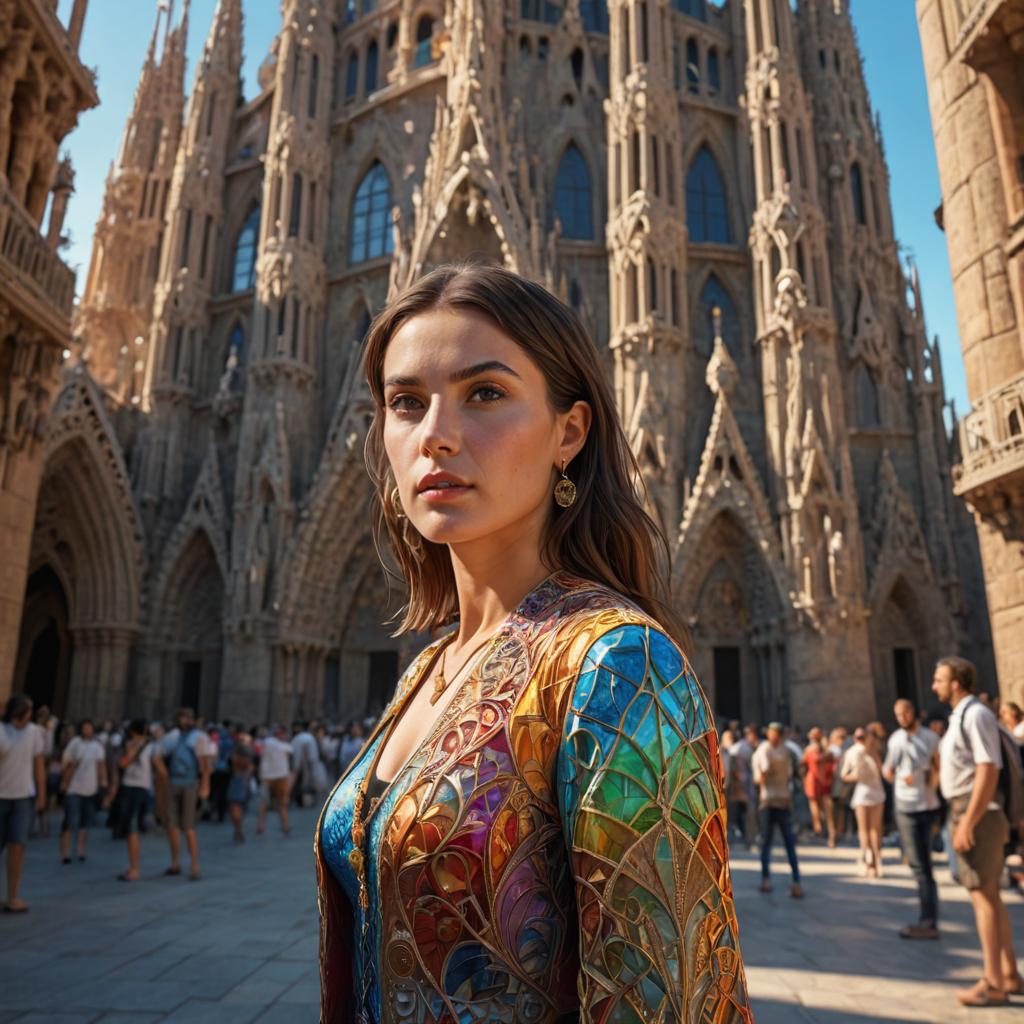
[0,797,33,849]
[760,806,801,883]
[896,809,939,927]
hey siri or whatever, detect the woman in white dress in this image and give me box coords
[841,726,886,877]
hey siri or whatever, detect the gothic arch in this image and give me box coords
[680,132,739,242]
[148,529,227,718]
[552,140,597,240]
[15,370,145,717]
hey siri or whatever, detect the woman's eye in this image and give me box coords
[469,385,505,402]
[386,394,422,413]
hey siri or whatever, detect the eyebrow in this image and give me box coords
[383,360,523,388]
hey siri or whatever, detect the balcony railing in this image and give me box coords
[0,179,75,324]
[953,370,1024,494]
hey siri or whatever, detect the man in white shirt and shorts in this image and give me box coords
[933,656,1021,1006]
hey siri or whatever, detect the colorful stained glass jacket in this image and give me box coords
[316,572,752,1023]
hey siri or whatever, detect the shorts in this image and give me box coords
[0,797,33,849]
[950,798,1010,891]
[62,793,98,833]
[113,786,150,838]
[226,775,251,807]
[167,783,198,831]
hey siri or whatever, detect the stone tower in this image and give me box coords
[77,1,189,404]
[917,0,1024,705]
[0,0,97,706]
[9,0,994,728]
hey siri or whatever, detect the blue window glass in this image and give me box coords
[345,52,358,99]
[521,0,564,22]
[350,162,394,264]
[698,273,740,357]
[231,206,260,292]
[365,40,379,94]
[686,146,731,244]
[554,144,594,240]
[672,0,707,20]
[686,38,699,92]
[344,0,356,24]
[856,364,880,426]
[579,0,608,32]
[851,162,867,225]
[415,16,434,67]
[708,46,720,93]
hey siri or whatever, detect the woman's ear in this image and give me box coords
[559,400,592,466]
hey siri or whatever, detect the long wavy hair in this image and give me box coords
[363,262,685,646]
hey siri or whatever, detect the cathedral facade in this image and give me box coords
[7,0,995,728]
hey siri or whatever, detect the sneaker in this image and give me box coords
[899,924,939,940]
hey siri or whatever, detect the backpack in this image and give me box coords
[957,699,1024,827]
[168,730,200,785]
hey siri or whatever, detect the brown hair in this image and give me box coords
[936,655,977,693]
[362,261,685,644]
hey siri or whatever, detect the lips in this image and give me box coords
[416,470,473,501]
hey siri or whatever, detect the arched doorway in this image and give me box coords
[682,512,787,724]
[154,531,225,720]
[13,566,72,716]
[870,575,936,716]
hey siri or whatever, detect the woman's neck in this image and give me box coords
[448,543,551,645]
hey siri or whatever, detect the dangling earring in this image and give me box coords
[553,459,577,508]
[390,487,406,519]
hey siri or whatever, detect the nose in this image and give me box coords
[418,393,460,457]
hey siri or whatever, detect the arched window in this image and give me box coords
[672,0,707,20]
[851,162,867,225]
[554,144,594,240]
[231,206,260,292]
[697,273,740,357]
[365,40,379,94]
[350,161,394,264]
[707,46,720,93]
[686,38,700,92]
[522,0,564,23]
[855,364,881,426]
[579,0,608,32]
[345,51,358,100]
[415,16,435,67]
[570,47,584,89]
[686,145,731,243]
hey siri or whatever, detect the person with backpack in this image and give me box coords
[152,708,212,881]
[933,656,1022,1007]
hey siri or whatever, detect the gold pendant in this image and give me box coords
[429,670,447,705]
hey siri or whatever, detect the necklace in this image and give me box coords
[430,632,495,705]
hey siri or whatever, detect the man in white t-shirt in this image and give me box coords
[0,694,46,912]
[258,725,293,835]
[883,699,940,940]
[59,720,107,864]
[933,656,1020,1007]
[290,721,322,808]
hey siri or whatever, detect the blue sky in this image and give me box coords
[56,0,969,414]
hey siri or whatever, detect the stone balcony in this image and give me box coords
[0,179,76,342]
[953,371,1024,527]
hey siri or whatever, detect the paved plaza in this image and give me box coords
[0,810,1021,1022]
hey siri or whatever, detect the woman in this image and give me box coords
[226,734,255,842]
[105,719,154,881]
[59,719,106,864]
[802,727,836,846]
[841,727,886,877]
[316,264,751,1023]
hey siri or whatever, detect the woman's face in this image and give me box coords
[382,307,589,553]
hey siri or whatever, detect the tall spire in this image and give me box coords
[138,0,245,529]
[76,0,190,402]
[605,0,689,530]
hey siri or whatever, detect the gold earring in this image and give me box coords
[389,487,406,519]
[553,460,577,508]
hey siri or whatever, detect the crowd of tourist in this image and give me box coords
[720,656,1024,1006]
[2,654,1022,1006]
[0,694,377,902]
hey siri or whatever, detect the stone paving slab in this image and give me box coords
[0,808,1021,1021]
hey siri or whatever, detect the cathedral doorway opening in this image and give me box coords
[156,531,225,720]
[683,512,787,724]
[14,567,73,717]
[870,575,932,714]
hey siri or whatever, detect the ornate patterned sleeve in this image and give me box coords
[556,622,753,1022]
